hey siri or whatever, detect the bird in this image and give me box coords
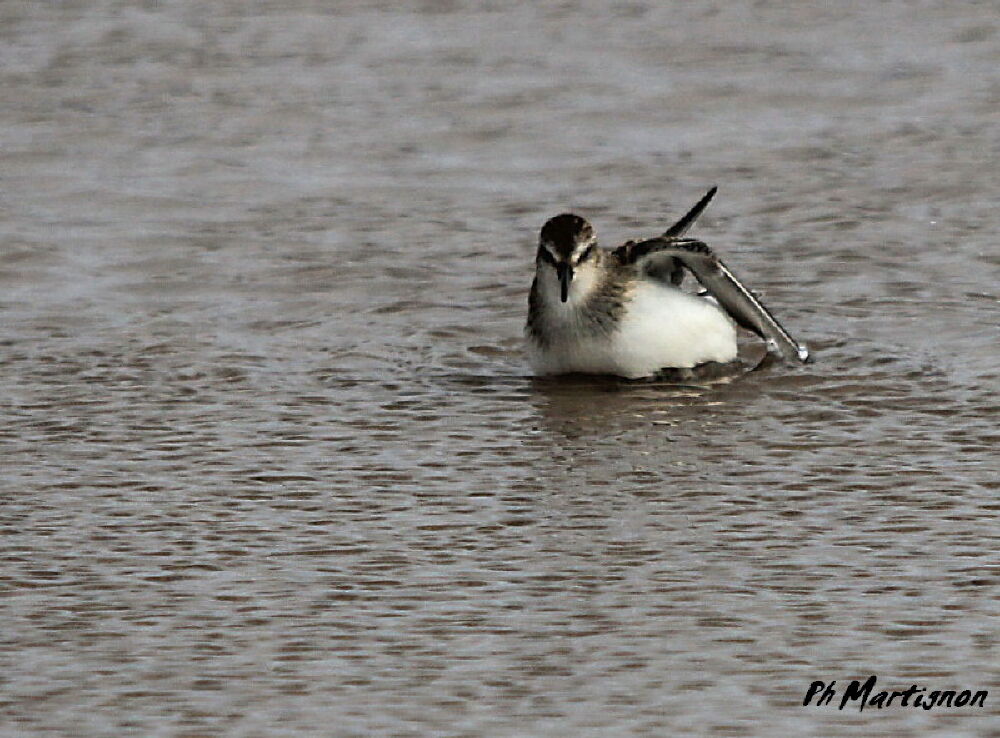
[525,187,809,379]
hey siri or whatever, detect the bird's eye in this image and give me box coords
[576,245,595,264]
[538,245,557,266]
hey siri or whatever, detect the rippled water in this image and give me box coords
[1,2,997,736]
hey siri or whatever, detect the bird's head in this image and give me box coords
[537,213,598,302]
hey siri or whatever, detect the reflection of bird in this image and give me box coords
[525,187,809,379]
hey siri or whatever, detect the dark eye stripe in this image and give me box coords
[576,245,594,264]
[537,245,557,266]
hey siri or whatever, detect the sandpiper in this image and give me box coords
[525,187,809,378]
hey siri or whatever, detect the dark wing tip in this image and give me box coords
[662,186,719,238]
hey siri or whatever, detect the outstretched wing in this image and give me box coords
[614,236,810,363]
[646,186,719,286]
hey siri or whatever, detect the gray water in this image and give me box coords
[1,2,998,736]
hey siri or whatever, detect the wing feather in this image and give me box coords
[642,186,719,286]
[662,186,718,238]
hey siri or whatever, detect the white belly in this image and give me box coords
[528,282,738,378]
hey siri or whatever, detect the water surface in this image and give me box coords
[1,2,997,736]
